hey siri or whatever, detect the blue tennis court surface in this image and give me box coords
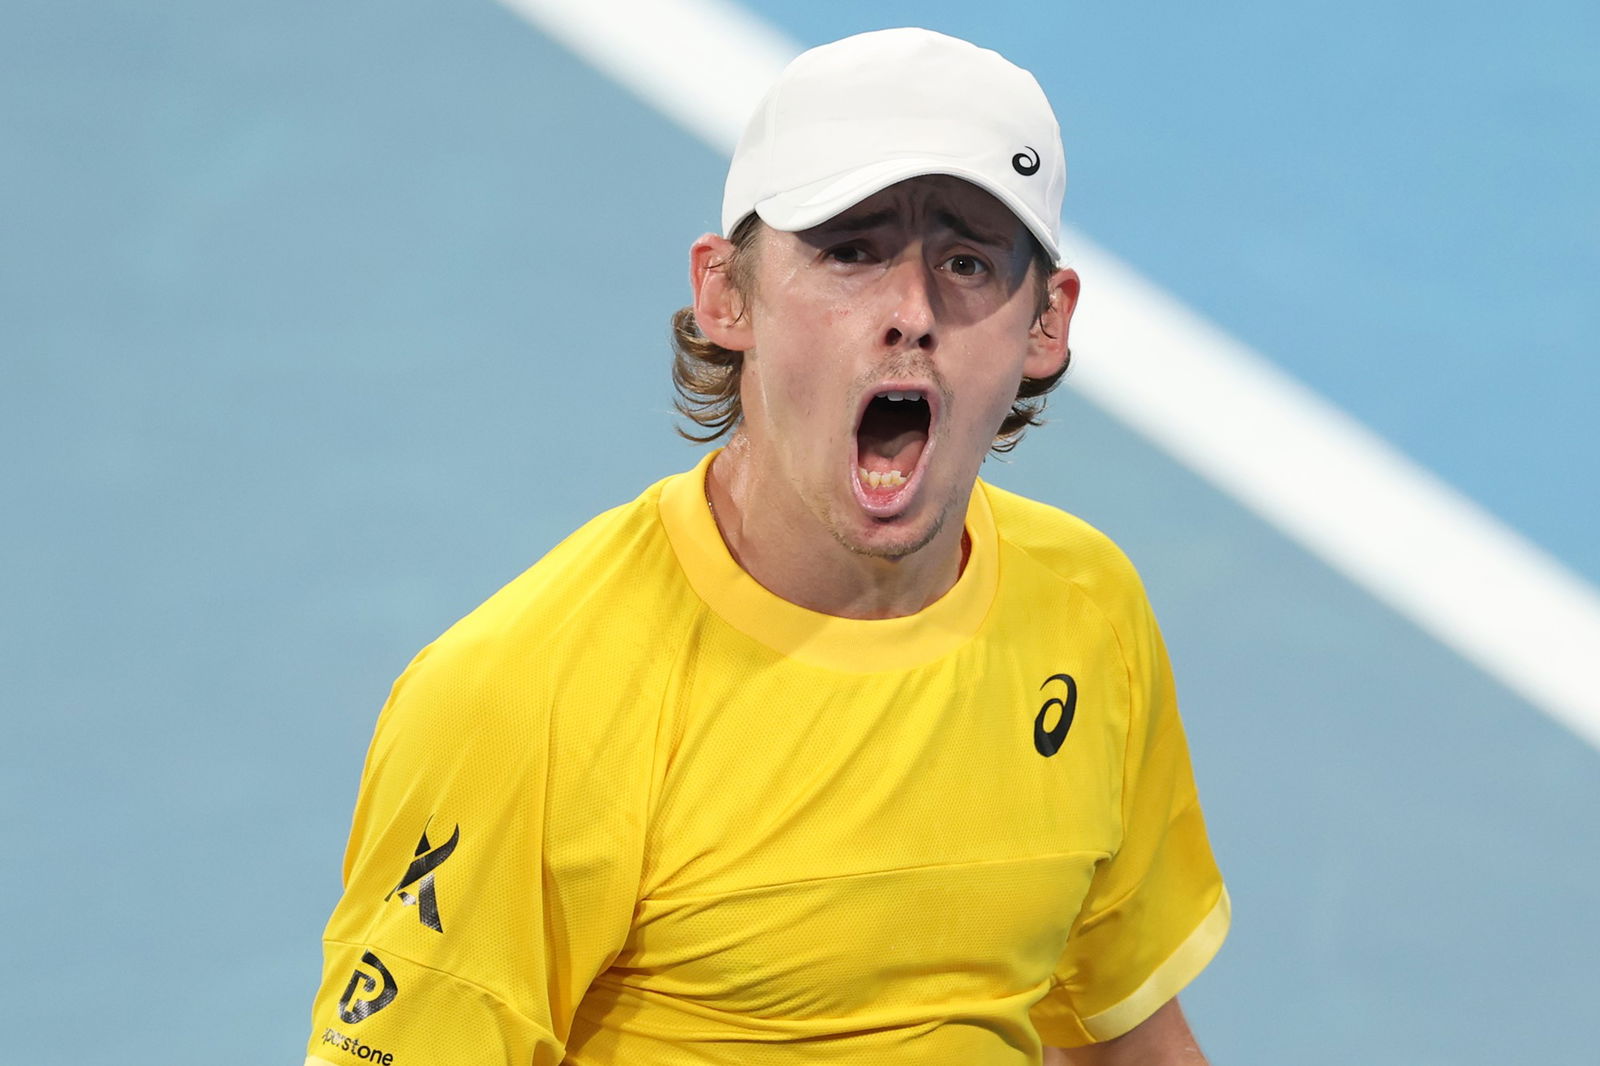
[3,2,1596,1063]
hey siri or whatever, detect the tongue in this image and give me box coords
[860,427,926,474]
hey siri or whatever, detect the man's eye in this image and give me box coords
[945,254,988,277]
[828,245,868,264]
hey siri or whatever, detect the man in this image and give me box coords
[306,28,1228,1066]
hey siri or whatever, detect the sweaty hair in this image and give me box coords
[670,214,1070,454]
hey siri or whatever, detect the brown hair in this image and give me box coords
[670,215,1069,453]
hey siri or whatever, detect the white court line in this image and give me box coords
[496,0,1600,751]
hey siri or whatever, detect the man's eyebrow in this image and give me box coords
[811,208,898,236]
[933,210,1012,248]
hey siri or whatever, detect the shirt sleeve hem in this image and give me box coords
[1080,885,1231,1042]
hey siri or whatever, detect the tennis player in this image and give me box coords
[306,27,1228,1066]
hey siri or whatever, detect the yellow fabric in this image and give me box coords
[307,453,1227,1064]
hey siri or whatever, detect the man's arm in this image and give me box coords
[1044,998,1208,1066]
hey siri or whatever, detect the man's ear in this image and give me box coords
[689,233,755,351]
[1023,267,1080,380]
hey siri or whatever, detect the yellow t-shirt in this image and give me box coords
[306,454,1229,1065]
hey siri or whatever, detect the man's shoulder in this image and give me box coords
[354,475,700,820]
[981,480,1145,599]
[980,480,1169,683]
[414,470,701,681]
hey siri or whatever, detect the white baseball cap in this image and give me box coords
[722,28,1066,264]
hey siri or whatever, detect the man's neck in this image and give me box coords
[703,447,970,620]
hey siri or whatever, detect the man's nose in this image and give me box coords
[881,257,937,352]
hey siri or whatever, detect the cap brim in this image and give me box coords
[752,156,1062,266]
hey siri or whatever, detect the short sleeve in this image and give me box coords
[305,629,651,1066]
[1029,591,1229,1047]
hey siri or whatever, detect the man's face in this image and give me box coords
[731,175,1073,562]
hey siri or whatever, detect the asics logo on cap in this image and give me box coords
[1012,147,1041,176]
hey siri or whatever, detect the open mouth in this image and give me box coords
[853,387,934,515]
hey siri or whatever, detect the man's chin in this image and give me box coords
[830,508,947,563]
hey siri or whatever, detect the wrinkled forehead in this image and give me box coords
[796,176,1029,248]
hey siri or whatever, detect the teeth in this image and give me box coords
[858,468,907,489]
[878,390,922,402]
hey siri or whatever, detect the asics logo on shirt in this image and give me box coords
[1034,673,1077,757]
[338,951,398,1024]
[385,820,459,932]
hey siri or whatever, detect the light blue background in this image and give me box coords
[3,2,1595,1062]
